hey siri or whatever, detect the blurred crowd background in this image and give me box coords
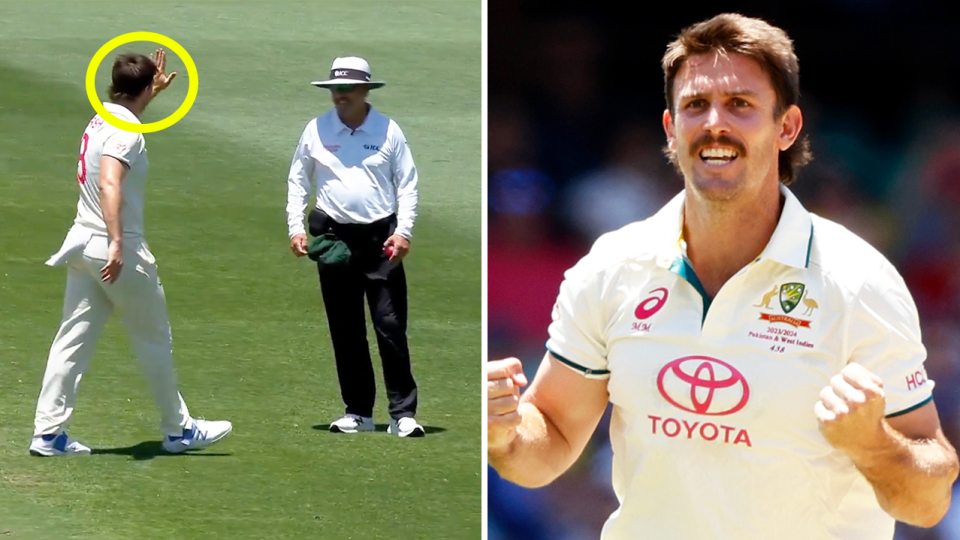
[487,1,960,539]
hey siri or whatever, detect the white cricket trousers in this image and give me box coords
[34,231,190,438]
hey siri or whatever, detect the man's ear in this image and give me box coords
[777,104,803,151]
[663,108,676,152]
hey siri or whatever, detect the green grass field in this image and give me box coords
[0,1,480,538]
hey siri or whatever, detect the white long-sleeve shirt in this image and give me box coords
[285,106,418,239]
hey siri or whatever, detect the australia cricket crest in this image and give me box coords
[779,283,805,314]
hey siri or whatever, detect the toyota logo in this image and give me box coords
[656,356,750,416]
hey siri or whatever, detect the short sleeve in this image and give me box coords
[545,255,610,379]
[847,259,934,417]
[101,130,143,168]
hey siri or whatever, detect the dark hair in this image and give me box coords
[661,13,812,185]
[108,53,156,102]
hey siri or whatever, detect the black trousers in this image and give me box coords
[308,208,417,420]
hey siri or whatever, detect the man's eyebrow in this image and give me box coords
[678,89,760,101]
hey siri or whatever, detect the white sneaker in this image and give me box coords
[388,417,425,438]
[329,414,374,433]
[29,432,92,457]
[162,418,232,454]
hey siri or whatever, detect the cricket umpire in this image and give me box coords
[285,56,424,437]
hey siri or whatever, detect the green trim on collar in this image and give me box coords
[669,256,711,324]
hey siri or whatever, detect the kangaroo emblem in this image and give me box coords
[801,289,819,315]
[753,285,778,309]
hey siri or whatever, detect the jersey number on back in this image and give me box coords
[77,133,89,184]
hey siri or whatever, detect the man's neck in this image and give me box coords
[113,98,144,118]
[339,103,370,130]
[681,181,783,299]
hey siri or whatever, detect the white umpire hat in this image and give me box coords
[311,56,385,89]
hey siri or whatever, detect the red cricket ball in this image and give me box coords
[385,244,395,257]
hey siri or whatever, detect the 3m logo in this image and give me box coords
[657,356,750,416]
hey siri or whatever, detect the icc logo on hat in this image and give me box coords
[311,56,385,89]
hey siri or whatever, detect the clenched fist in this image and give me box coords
[383,234,409,264]
[487,358,528,451]
[815,362,887,456]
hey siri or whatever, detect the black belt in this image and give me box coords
[308,209,398,277]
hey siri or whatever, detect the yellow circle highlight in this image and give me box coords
[85,31,197,134]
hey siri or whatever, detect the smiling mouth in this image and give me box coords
[699,146,739,166]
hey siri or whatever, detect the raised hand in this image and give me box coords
[151,48,178,94]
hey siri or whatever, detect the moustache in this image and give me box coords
[690,134,746,158]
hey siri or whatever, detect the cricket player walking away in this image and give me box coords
[30,49,232,457]
[487,13,959,539]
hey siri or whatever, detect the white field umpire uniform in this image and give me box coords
[545,184,934,539]
[286,57,423,435]
[33,102,215,452]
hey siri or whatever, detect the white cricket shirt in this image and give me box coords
[546,184,934,540]
[285,106,418,239]
[73,102,149,238]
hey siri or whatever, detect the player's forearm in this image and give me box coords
[488,402,579,488]
[100,177,123,243]
[850,421,959,527]
[146,82,166,106]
